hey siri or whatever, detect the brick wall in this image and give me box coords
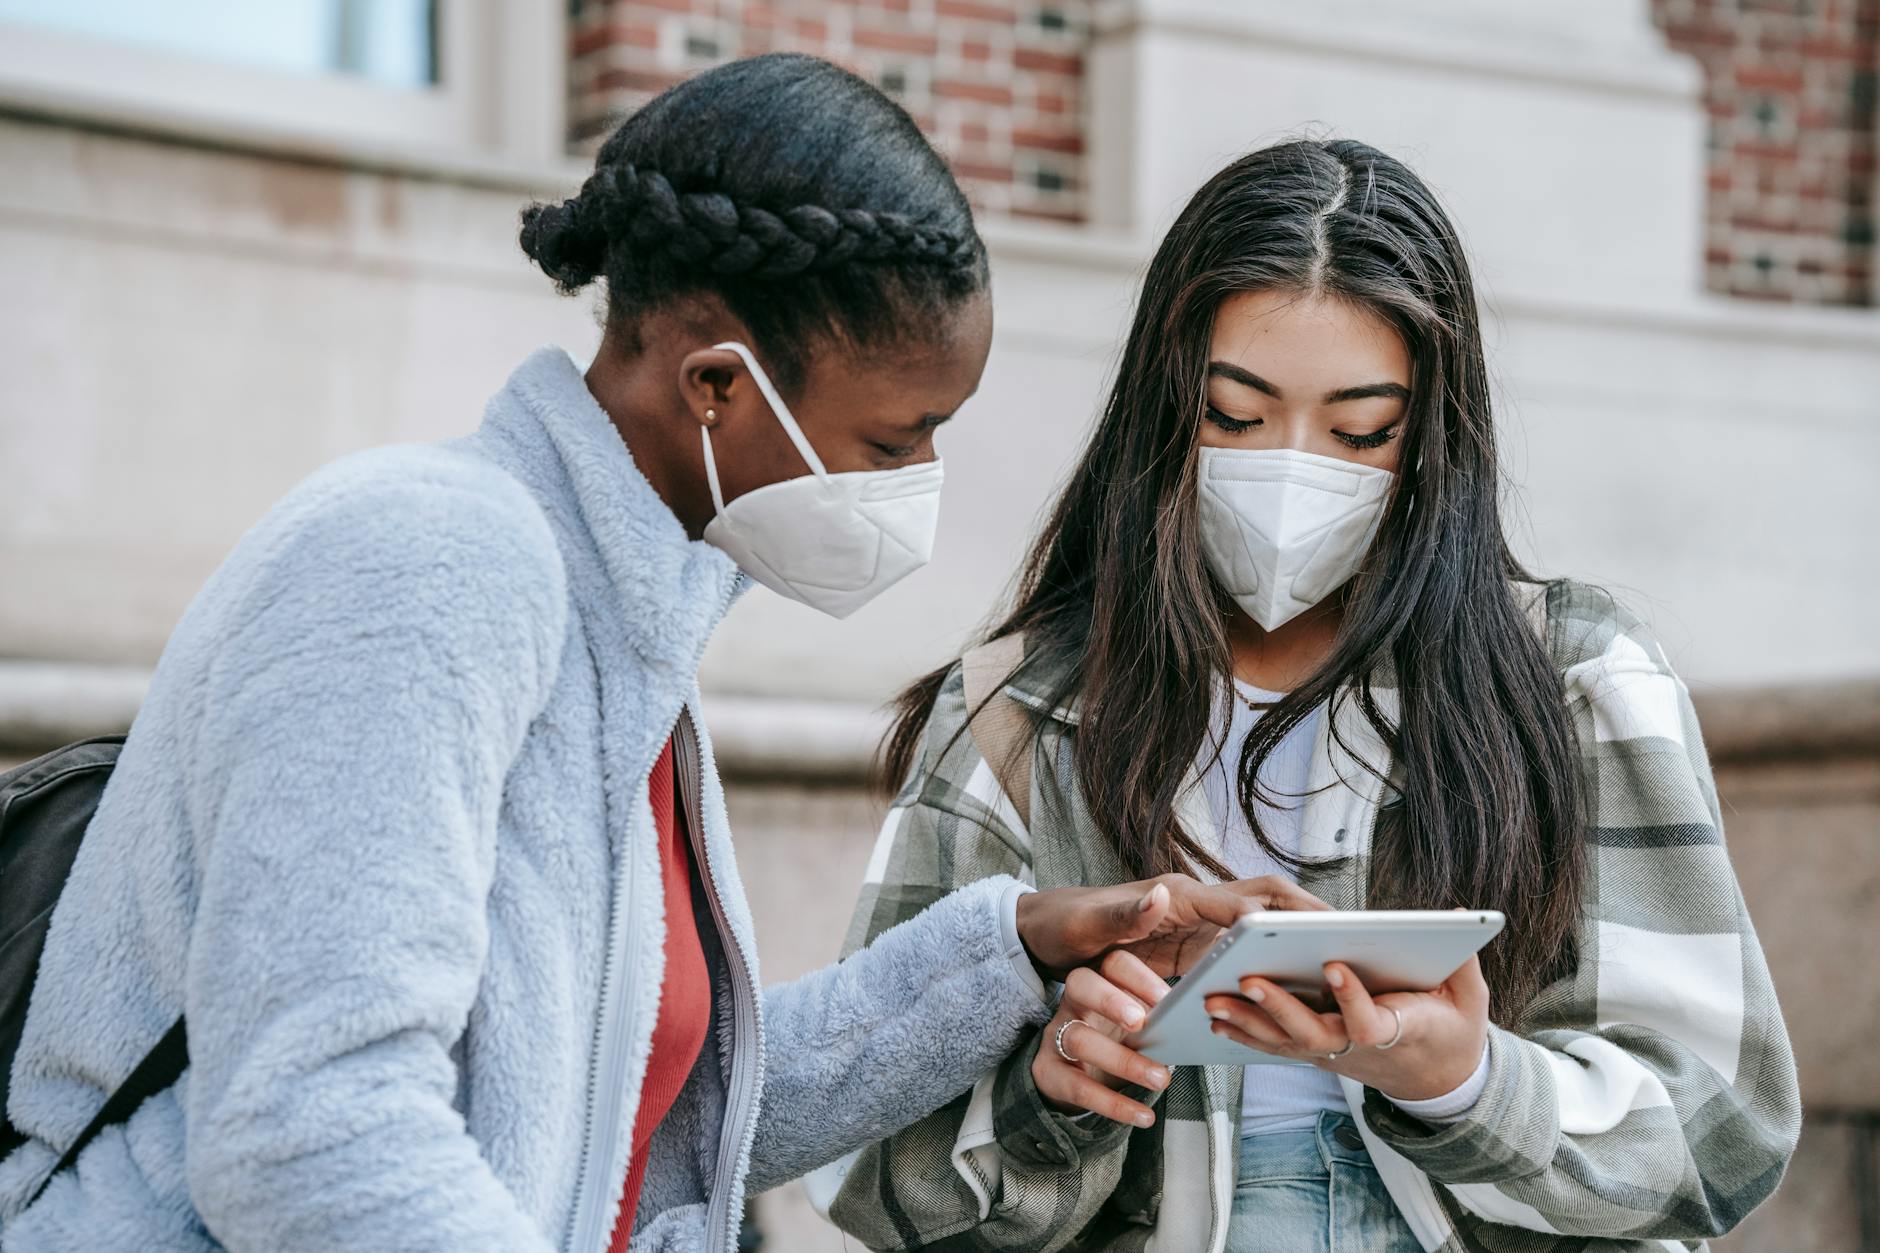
[567,0,1092,222]
[568,2,1879,307]
[1653,0,1880,305]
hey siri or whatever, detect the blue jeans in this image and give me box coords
[1225,1112,1423,1253]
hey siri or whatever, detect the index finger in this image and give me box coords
[1228,877,1331,912]
[1177,881,1269,929]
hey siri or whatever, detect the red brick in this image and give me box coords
[1734,141,1803,162]
[936,0,1016,20]
[1796,35,1865,59]
[1014,47,1082,75]
[949,159,1017,182]
[1013,127,1083,154]
[596,67,685,95]
[1033,90,1070,115]
[1734,63,1806,90]
[1660,22,1738,49]
[856,27,941,55]
[936,78,1014,104]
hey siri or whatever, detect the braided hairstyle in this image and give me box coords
[521,54,989,394]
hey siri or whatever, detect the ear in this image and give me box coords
[678,346,749,434]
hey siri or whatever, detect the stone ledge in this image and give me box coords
[0,660,891,784]
[2,660,1873,777]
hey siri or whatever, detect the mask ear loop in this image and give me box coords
[699,424,730,517]
[713,340,832,485]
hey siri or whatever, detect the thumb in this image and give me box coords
[1445,954,1491,1017]
[1107,882,1169,943]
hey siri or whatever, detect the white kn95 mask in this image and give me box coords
[700,340,944,619]
[1196,446,1395,632]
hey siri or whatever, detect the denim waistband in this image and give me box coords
[1235,1110,1374,1184]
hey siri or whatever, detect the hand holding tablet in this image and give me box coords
[1127,910,1503,1069]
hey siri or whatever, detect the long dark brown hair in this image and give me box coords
[884,139,1586,1023]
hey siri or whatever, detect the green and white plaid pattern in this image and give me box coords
[824,582,1800,1253]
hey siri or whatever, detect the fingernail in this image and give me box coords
[1246,985,1265,1004]
[1208,1006,1230,1020]
[1326,967,1344,989]
[1134,1110,1154,1127]
[1147,1067,1170,1088]
[1123,1005,1144,1027]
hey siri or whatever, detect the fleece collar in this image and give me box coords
[483,347,750,683]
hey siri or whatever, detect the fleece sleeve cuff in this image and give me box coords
[999,881,1052,1008]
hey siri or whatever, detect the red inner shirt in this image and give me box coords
[607,737,713,1252]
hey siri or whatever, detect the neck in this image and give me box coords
[1225,595,1343,692]
[583,335,714,540]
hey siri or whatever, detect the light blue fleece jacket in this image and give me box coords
[0,347,1050,1252]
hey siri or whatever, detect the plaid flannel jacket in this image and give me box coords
[821,581,1800,1253]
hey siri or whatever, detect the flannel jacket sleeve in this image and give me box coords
[823,665,1142,1252]
[1361,586,1802,1242]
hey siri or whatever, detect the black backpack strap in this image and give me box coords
[27,1016,186,1207]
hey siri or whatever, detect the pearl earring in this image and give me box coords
[704,408,718,426]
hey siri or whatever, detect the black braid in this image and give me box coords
[532,163,979,286]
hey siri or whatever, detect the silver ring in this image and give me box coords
[1325,1040,1355,1061]
[1054,1017,1089,1064]
[1376,1007,1405,1051]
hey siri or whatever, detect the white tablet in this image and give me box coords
[1128,909,1504,1066]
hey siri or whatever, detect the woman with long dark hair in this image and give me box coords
[825,139,1799,1251]
[0,55,1308,1252]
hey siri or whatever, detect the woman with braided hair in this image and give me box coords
[0,52,1310,1253]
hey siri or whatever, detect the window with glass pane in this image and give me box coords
[0,0,437,88]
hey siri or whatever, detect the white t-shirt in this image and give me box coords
[1198,678,1350,1137]
[1198,678,1490,1137]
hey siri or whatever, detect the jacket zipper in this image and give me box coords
[674,706,762,1253]
[565,570,744,1253]
[565,734,654,1253]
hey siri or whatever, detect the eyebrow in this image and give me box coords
[1208,360,1411,406]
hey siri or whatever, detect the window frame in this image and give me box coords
[0,0,566,169]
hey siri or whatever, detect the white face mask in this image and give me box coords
[699,341,944,619]
[1196,446,1395,632]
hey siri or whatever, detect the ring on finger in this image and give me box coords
[1054,1017,1090,1064]
[1325,1040,1355,1061]
[1376,1006,1406,1051]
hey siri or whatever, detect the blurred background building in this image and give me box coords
[0,1,1876,1248]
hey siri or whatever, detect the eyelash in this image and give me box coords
[1335,426,1399,451]
[873,442,918,459]
[1204,406,1400,451]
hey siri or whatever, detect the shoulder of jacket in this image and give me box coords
[1539,578,1671,678]
[922,660,975,748]
[232,444,570,651]
[290,444,557,570]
